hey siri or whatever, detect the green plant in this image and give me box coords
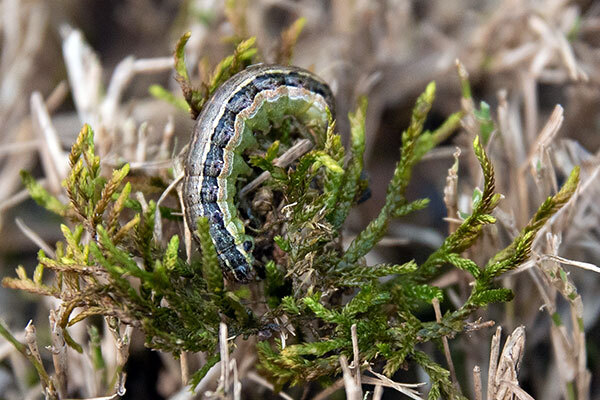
[1,34,579,399]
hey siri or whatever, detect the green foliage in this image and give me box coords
[0,319,56,397]
[339,83,436,268]
[474,101,494,144]
[276,17,307,65]
[174,33,257,118]
[20,170,69,216]
[88,325,105,371]
[329,96,367,228]
[189,353,220,388]
[196,217,224,293]
[3,36,580,399]
[148,84,190,111]
[3,124,255,388]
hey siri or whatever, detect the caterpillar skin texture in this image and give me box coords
[183,65,335,282]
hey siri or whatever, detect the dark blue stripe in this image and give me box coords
[196,68,334,283]
[200,176,219,202]
[226,84,258,113]
[212,110,236,147]
[252,73,286,91]
[203,147,224,176]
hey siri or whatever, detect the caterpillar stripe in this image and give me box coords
[183,65,335,282]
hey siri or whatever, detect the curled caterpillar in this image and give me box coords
[183,65,335,282]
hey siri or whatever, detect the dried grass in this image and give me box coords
[1,0,599,399]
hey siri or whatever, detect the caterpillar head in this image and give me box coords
[218,237,255,282]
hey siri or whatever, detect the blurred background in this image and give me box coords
[1,0,599,399]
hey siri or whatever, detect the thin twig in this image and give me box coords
[0,179,51,213]
[231,359,241,400]
[239,139,313,197]
[158,116,175,160]
[180,352,189,385]
[153,172,184,242]
[501,380,535,400]
[443,147,461,234]
[465,319,496,332]
[364,369,425,400]
[494,327,526,400]
[312,378,345,400]
[540,254,600,274]
[219,322,230,394]
[340,355,361,400]
[432,298,460,393]
[15,217,56,257]
[48,310,68,398]
[107,321,132,397]
[30,91,69,191]
[64,395,120,400]
[372,384,384,400]
[473,365,482,400]
[0,140,40,157]
[45,81,69,113]
[487,326,502,400]
[135,122,148,163]
[24,321,44,376]
[246,371,295,400]
[350,324,361,388]
[2,319,55,397]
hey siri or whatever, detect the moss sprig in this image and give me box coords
[339,83,436,268]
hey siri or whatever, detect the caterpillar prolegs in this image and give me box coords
[183,65,335,282]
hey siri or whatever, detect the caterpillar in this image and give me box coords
[183,64,335,282]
